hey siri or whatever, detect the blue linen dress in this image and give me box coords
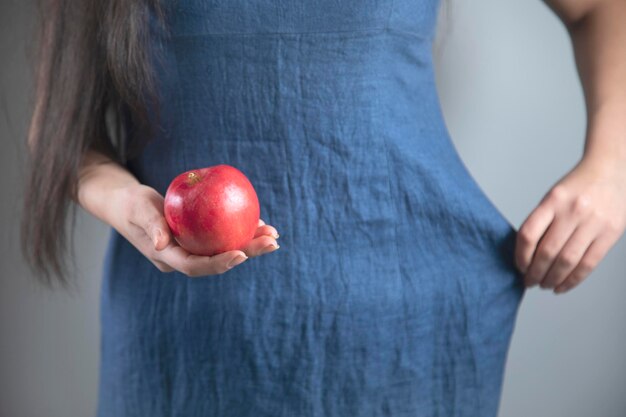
[98,0,526,416]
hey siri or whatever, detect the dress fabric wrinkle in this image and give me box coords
[96,1,525,416]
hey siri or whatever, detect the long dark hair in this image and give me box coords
[21,0,165,290]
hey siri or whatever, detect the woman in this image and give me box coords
[21,0,626,416]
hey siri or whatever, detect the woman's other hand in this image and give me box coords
[110,183,280,277]
[514,156,626,294]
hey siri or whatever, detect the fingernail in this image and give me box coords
[227,254,248,269]
[273,232,280,239]
[153,229,161,247]
[261,243,280,254]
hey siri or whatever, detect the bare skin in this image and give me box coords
[76,149,280,276]
[515,0,626,293]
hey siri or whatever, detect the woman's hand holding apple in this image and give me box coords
[110,183,280,277]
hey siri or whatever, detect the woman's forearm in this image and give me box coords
[76,149,140,228]
[73,148,277,276]
[563,0,626,165]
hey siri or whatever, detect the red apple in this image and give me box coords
[163,164,260,256]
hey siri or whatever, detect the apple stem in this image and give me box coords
[186,172,202,185]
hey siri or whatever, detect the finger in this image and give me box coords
[129,198,172,251]
[540,219,600,289]
[152,221,173,251]
[254,224,279,239]
[554,229,621,294]
[515,203,555,275]
[152,259,175,273]
[157,245,248,277]
[240,235,280,258]
[525,215,578,288]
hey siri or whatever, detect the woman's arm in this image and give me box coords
[76,150,141,226]
[76,149,280,276]
[514,0,626,293]
[545,0,626,162]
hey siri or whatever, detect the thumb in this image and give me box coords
[148,217,173,251]
[125,185,175,252]
[135,202,173,251]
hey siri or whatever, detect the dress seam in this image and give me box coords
[386,0,395,30]
[376,96,405,290]
[170,37,193,321]
[167,26,431,40]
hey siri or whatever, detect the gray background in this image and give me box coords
[1,0,624,416]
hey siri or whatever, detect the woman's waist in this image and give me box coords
[129,115,453,190]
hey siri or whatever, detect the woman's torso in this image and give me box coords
[98,1,525,416]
